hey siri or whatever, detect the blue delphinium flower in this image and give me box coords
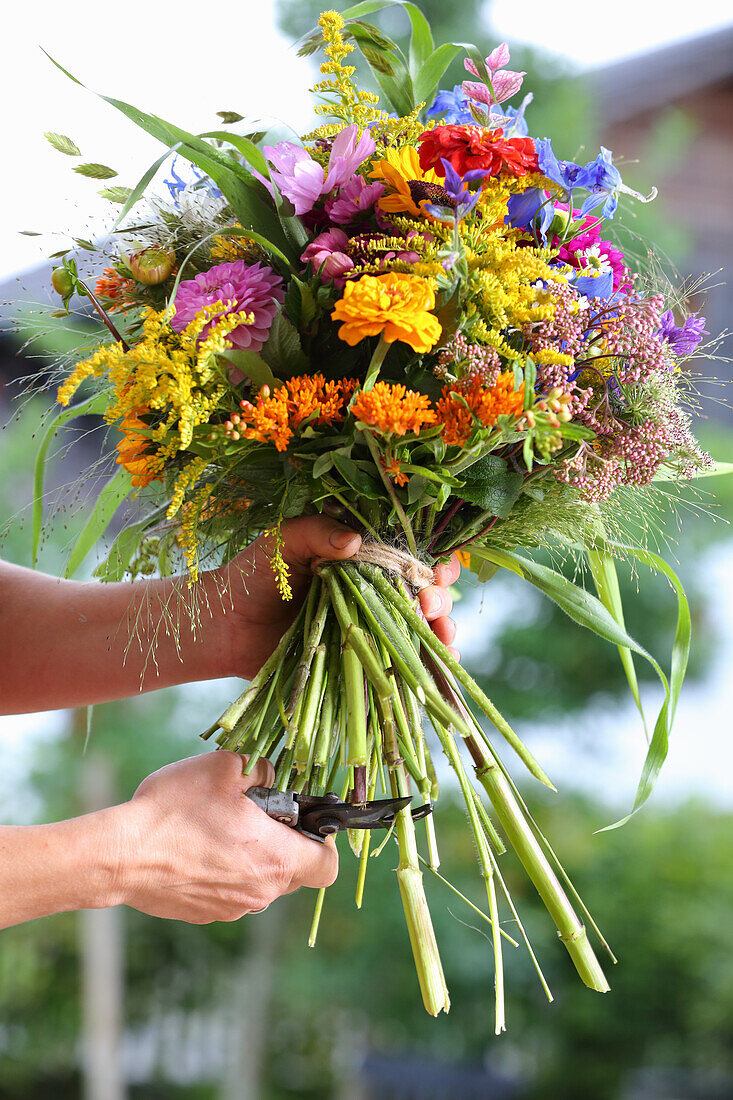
[164,155,223,204]
[505,187,554,239]
[427,85,475,124]
[535,139,656,220]
[658,310,708,355]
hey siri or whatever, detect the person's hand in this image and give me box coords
[211,515,461,679]
[114,752,336,923]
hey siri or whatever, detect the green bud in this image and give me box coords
[51,267,74,297]
[129,246,176,286]
[548,208,570,236]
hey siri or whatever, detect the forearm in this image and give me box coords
[0,807,130,929]
[0,562,229,713]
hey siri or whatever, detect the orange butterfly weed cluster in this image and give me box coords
[351,381,437,436]
[436,372,526,446]
[231,375,358,452]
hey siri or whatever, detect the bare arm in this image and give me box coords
[0,515,460,715]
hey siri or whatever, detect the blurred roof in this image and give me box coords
[591,24,733,126]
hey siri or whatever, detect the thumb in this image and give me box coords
[279,515,362,569]
[239,755,275,790]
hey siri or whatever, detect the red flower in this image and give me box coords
[418,125,538,180]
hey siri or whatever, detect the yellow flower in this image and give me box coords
[351,381,437,436]
[369,146,443,218]
[331,273,441,354]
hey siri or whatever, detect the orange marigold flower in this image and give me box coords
[95,267,135,312]
[351,381,437,437]
[332,273,441,354]
[436,372,525,447]
[237,375,358,452]
[115,409,161,487]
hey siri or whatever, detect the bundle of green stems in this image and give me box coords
[202,560,613,1026]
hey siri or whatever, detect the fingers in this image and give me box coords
[419,584,452,621]
[238,755,275,791]
[433,552,461,588]
[279,515,362,570]
[288,833,339,890]
[430,615,456,648]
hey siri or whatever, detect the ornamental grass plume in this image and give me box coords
[331,272,442,351]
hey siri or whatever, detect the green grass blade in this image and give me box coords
[63,469,133,579]
[32,391,109,567]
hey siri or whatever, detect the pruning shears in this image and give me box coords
[245,787,433,844]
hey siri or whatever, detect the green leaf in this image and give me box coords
[349,23,415,115]
[200,131,269,177]
[587,547,646,734]
[98,185,132,203]
[73,237,96,251]
[32,392,109,567]
[332,453,381,497]
[44,132,81,156]
[480,545,691,827]
[63,470,134,579]
[312,452,335,479]
[459,455,524,517]
[43,52,296,263]
[259,312,309,374]
[413,42,464,106]
[407,474,430,504]
[73,162,118,179]
[653,460,733,481]
[405,3,434,76]
[221,348,277,389]
[216,110,244,124]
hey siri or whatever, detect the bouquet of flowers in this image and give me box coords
[33,3,721,1027]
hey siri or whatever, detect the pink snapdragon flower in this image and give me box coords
[326,177,385,224]
[264,125,376,216]
[301,228,355,285]
[171,259,284,352]
[462,42,525,107]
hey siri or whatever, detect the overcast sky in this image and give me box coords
[2,0,731,280]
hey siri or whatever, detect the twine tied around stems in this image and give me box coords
[319,539,434,592]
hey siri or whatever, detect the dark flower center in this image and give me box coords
[408,180,457,208]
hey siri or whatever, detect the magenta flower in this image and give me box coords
[171,259,284,352]
[326,177,384,224]
[463,42,525,107]
[301,228,354,286]
[264,125,376,217]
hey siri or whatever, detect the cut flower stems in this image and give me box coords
[30,3,733,1026]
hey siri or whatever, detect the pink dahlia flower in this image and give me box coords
[171,259,284,352]
[326,177,385,225]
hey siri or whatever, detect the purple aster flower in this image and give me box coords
[171,259,284,352]
[325,177,384,225]
[659,310,708,355]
